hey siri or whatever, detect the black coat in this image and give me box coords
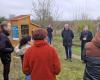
[47,27,53,38]
[61,29,74,47]
[0,33,14,55]
[83,56,100,80]
[80,31,93,46]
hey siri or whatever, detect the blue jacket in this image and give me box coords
[47,27,53,38]
[62,29,74,47]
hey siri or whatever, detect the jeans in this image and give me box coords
[48,37,52,44]
[25,75,31,80]
[64,46,72,59]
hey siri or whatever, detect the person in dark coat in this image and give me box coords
[82,26,100,80]
[47,25,53,44]
[0,25,14,80]
[80,26,93,60]
[61,24,74,61]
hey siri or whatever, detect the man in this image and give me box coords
[80,25,93,60]
[0,25,14,80]
[47,25,53,44]
[61,24,74,61]
[23,28,61,80]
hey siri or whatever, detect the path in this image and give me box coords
[73,54,81,60]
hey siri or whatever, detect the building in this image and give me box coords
[10,15,39,40]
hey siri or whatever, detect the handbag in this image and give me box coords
[14,44,30,56]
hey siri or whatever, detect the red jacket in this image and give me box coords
[85,32,100,57]
[23,40,61,80]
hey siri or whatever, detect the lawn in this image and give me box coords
[72,46,81,56]
[0,35,85,80]
[53,35,84,80]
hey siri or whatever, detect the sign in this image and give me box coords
[12,25,19,40]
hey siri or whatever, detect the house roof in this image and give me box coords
[30,23,40,27]
[10,15,40,27]
[10,15,30,21]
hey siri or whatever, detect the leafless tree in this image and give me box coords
[32,0,62,27]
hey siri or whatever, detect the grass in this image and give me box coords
[57,59,84,80]
[53,35,84,80]
[72,46,81,56]
[0,35,84,80]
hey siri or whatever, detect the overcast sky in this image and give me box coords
[0,0,100,20]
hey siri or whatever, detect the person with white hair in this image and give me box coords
[80,25,93,61]
[61,24,74,61]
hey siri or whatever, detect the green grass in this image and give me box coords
[53,35,81,56]
[57,59,84,80]
[53,35,84,80]
[72,46,81,56]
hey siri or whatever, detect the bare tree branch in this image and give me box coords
[31,0,61,26]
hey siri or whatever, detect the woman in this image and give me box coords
[0,25,14,80]
[83,26,100,80]
[15,36,31,80]
[23,28,61,80]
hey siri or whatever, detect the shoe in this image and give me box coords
[69,59,72,62]
[64,58,68,60]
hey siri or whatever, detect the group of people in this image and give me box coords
[62,24,100,80]
[0,23,100,80]
[15,28,60,80]
[62,24,93,62]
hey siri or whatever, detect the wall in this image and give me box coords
[10,16,39,40]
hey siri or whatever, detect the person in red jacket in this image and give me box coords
[23,28,61,80]
[82,25,100,80]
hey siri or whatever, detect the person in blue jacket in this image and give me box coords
[47,25,53,44]
[61,24,74,61]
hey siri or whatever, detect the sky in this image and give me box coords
[0,0,100,20]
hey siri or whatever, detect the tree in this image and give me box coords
[32,0,61,27]
[73,7,94,34]
[76,20,94,33]
[0,17,7,24]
